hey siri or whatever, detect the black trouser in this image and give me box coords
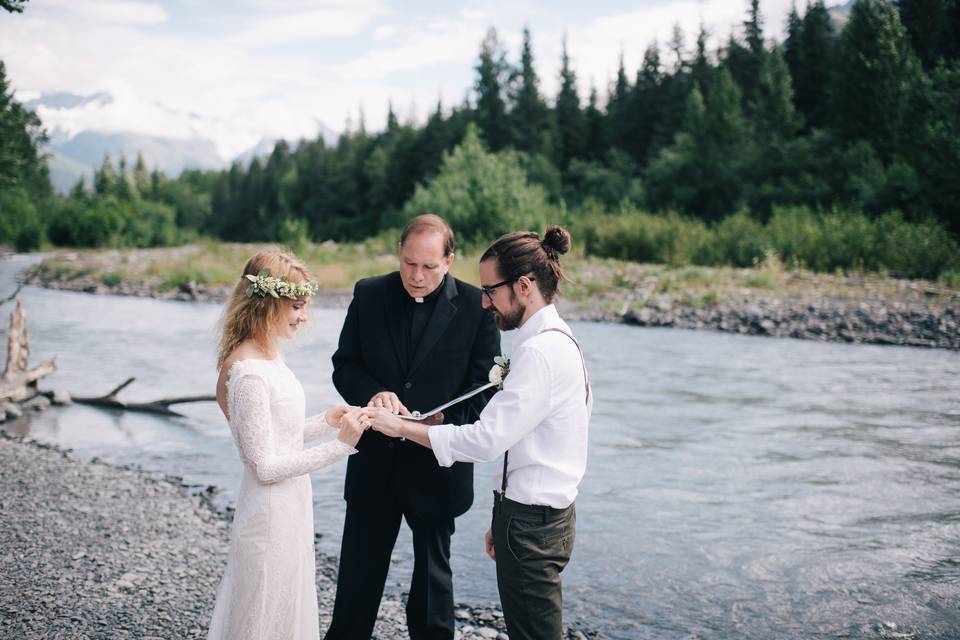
[491,493,576,640]
[324,501,456,640]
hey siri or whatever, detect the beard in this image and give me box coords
[493,298,525,331]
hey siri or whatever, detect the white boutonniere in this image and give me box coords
[488,355,510,390]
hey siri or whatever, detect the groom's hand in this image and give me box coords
[367,391,411,416]
[365,407,405,438]
[485,528,496,561]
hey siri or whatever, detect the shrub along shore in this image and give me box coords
[17,242,960,350]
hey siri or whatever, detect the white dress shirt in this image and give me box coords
[428,304,592,508]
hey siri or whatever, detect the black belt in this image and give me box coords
[493,491,573,521]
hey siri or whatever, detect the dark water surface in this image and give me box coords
[3,253,959,639]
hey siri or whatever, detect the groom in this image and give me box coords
[324,214,501,640]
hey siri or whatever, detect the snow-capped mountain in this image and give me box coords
[23,91,339,192]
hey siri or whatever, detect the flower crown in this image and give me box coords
[244,269,319,299]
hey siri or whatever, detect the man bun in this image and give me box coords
[541,225,571,257]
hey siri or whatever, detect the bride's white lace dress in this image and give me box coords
[207,357,356,640]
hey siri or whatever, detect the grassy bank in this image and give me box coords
[22,239,960,310]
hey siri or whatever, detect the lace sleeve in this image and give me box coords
[303,412,336,442]
[228,373,356,484]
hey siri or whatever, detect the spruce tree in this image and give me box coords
[833,0,921,159]
[783,3,804,86]
[508,27,550,155]
[896,0,946,68]
[794,0,836,130]
[554,37,586,169]
[584,85,605,161]
[474,27,509,151]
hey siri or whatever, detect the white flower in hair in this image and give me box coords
[244,269,319,299]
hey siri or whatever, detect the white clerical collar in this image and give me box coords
[414,297,424,303]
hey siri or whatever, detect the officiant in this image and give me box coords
[324,214,501,640]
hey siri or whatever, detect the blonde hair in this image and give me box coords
[217,248,312,370]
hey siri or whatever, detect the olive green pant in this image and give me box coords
[491,493,576,640]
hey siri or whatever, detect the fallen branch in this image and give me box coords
[0,301,57,402]
[0,283,23,309]
[72,377,215,417]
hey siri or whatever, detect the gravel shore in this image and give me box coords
[0,433,594,640]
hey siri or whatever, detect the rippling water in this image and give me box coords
[3,253,959,639]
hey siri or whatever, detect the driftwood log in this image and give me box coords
[0,299,214,419]
[0,301,57,403]
[73,377,215,417]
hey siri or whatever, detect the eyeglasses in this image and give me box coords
[480,276,535,300]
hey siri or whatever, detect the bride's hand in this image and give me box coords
[337,408,371,447]
[324,404,354,428]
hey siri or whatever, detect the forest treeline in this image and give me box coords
[1,0,958,279]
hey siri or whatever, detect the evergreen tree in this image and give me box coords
[905,61,960,234]
[667,23,687,73]
[605,51,631,155]
[752,46,801,140]
[93,156,116,197]
[691,25,714,98]
[646,69,749,220]
[783,3,804,85]
[0,60,49,198]
[584,85,605,161]
[554,36,586,169]
[794,0,836,130]
[508,27,550,155]
[724,0,766,108]
[474,27,509,151]
[833,0,921,159]
[748,46,805,216]
[133,153,151,197]
[625,42,667,163]
[115,156,134,200]
[944,0,960,61]
[1,1,28,14]
[896,0,947,68]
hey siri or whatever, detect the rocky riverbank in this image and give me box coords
[558,292,960,350]
[17,247,960,350]
[0,432,596,639]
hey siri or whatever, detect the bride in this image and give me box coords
[207,249,369,640]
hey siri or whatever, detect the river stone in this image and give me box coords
[22,396,51,412]
[2,402,22,419]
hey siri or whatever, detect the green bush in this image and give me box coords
[579,207,710,266]
[278,217,310,252]
[709,210,768,266]
[576,204,959,279]
[402,123,552,249]
[873,212,960,279]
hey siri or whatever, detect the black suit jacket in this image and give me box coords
[332,272,501,520]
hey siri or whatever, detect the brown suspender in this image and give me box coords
[499,328,590,501]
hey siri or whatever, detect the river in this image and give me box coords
[2,253,959,639]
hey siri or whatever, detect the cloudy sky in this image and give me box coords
[1,0,795,159]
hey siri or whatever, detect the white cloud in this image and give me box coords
[229,1,388,44]
[339,26,480,81]
[41,0,168,26]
